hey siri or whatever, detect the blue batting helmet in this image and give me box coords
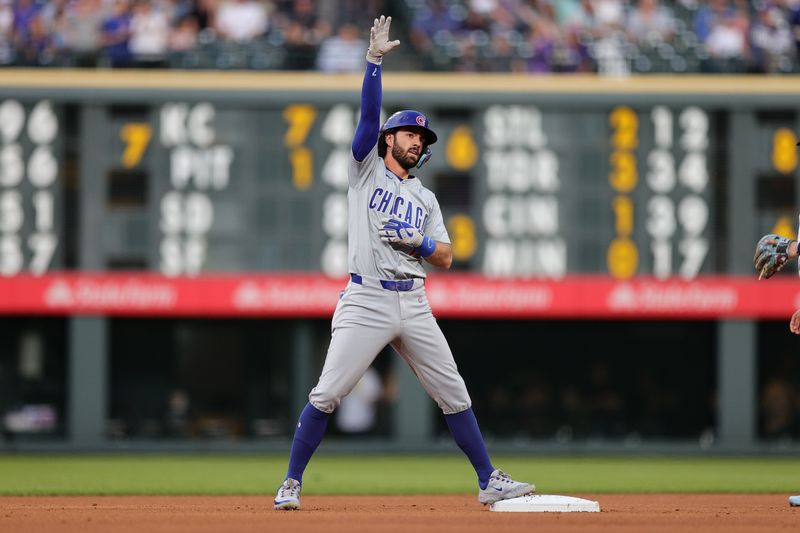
[380,110,438,168]
[381,110,438,146]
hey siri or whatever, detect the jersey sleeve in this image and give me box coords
[424,195,451,244]
[348,142,381,189]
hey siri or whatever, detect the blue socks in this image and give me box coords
[445,408,495,489]
[285,402,330,484]
[285,404,492,489]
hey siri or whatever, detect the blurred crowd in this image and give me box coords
[0,0,383,69]
[0,0,799,73]
[413,0,800,74]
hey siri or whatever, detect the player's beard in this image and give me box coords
[392,144,420,170]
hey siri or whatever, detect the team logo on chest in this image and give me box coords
[369,187,429,230]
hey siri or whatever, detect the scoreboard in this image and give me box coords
[110,97,719,279]
[1,71,799,318]
[0,99,62,275]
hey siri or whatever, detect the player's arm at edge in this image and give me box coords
[787,241,800,334]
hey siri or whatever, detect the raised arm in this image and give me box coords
[352,16,399,162]
[351,64,382,161]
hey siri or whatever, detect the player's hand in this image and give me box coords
[754,233,797,280]
[379,217,424,247]
[367,15,400,65]
[791,309,800,335]
[379,217,436,257]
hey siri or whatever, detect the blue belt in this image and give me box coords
[350,273,415,292]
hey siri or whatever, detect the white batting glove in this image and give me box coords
[367,15,400,65]
[379,217,436,257]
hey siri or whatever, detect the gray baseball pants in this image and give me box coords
[308,276,472,415]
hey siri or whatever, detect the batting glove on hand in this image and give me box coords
[379,217,436,257]
[367,15,400,65]
[754,233,797,280]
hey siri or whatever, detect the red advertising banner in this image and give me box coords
[0,273,796,319]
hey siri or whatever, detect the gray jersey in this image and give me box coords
[347,144,450,280]
[308,129,471,418]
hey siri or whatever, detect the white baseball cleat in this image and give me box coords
[274,478,301,510]
[789,495,800,507]
[478,469,535,505]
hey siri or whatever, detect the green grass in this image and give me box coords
[1,455,799,495]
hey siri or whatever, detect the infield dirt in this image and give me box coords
[0,494,796,532]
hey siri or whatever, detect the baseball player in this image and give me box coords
[753,229,800,507]
[274,15,534,511]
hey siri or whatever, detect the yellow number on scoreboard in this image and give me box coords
[120,123,152,168]
[612,195,634,237]
[607,237,638,279]
[609,106,638,151]
[289,147,313,191]
[447,214,477,261]
[771,215,794,239]
[609,151,638,193]
[772,128,797,174]
[446,126,478,171]
[283,105,316,148]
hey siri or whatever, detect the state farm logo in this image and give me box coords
[44,280,74,306]
[607,284,636,310]
[232,280,340,310]
[232,281,263,308]
[44,278,177,309]
[607,282,738,312]
[426,282,552,310]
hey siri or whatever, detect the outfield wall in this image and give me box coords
[1,70,799,452]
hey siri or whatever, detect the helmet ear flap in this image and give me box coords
[416,146,432,168]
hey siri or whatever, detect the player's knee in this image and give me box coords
[308,388,341,414]
[435,395,471,415]
[439,401,471,415]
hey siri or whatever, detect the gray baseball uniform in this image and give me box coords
[308,144,472,415]
[276,19,533,512]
